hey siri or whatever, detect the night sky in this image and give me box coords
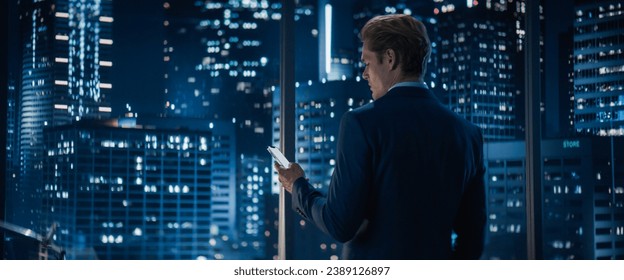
[111,0,165,116]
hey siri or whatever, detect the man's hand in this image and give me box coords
[274,162,305,193]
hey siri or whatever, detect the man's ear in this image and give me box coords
[385,49,399,71]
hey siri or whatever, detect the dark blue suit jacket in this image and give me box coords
[292,86,486,259]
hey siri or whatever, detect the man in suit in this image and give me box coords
[275,14,486,260]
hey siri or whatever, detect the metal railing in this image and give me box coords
[1,220,65,260]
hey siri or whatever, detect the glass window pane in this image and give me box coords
[12,0,624,261]
[434,1,528,259]
[5,0,278,260]
[289,0,528,259]
[541,0,624,260]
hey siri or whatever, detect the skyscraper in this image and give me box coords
[542,138,624,259]
[573,0,624,136]
[162,0,285,156]
[483,138,624,260]
[236,155,271,259]
[5,76,20,224]
[159,1,295,259]
[436,3,524,140]
[317,0,358,82]
[135,117,238,248]
[41,117,228,259]
[14,0,113,230]
[482,141,527,259]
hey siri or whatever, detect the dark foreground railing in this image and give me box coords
[1,220,65,260]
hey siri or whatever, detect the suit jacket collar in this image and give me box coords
[382,85,438,101]
[388,81,428,91]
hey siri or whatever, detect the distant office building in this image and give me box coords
[190,151,273,261]
[209,122,238,239]
[542,138,624,259]
[161,0,305,156]
[436,4,523,140]
[573,0,624,136]
[14,0,113,230]
[264,192,279,260]
[138,117,243,259]
[235,155,271,259]
[40,117,244,259]
[135,117,238,241]
[5,76,20,224]
[272,80,371,259]
[318,0,358,82]
[482,141,527,259]
[6,76,18,171]
[482,138,624,259]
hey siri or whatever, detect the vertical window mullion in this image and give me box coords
[524,0,543,260]
[278,0,296,260]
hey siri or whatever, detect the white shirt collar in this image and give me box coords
[388,81,429,92]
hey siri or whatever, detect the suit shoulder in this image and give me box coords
[349,102,376,116]
[467,122,483,138]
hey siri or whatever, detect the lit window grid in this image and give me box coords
[437,15,521,141]
[483,155,526,260]
[542,158,587,259]
[573,1,624,136]
[208,132,237,241]
[236,157,271,258]
[42,126,214,259]
[483,139,624,259]
[55,0,113,118]
[162,0,295,118]
[16,0,114,230]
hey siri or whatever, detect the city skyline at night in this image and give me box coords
[3,0,624,260]
[10,0,114,233]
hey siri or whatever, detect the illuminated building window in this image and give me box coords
[55,34,69,41]
[99,16,114,23]
[99,39,113,45]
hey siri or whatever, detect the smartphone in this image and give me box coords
[267,146,290,167]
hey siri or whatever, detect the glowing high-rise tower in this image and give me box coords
[14,0,113,230]
[573,0,624,136]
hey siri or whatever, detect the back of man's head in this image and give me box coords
[360,14,431,79]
